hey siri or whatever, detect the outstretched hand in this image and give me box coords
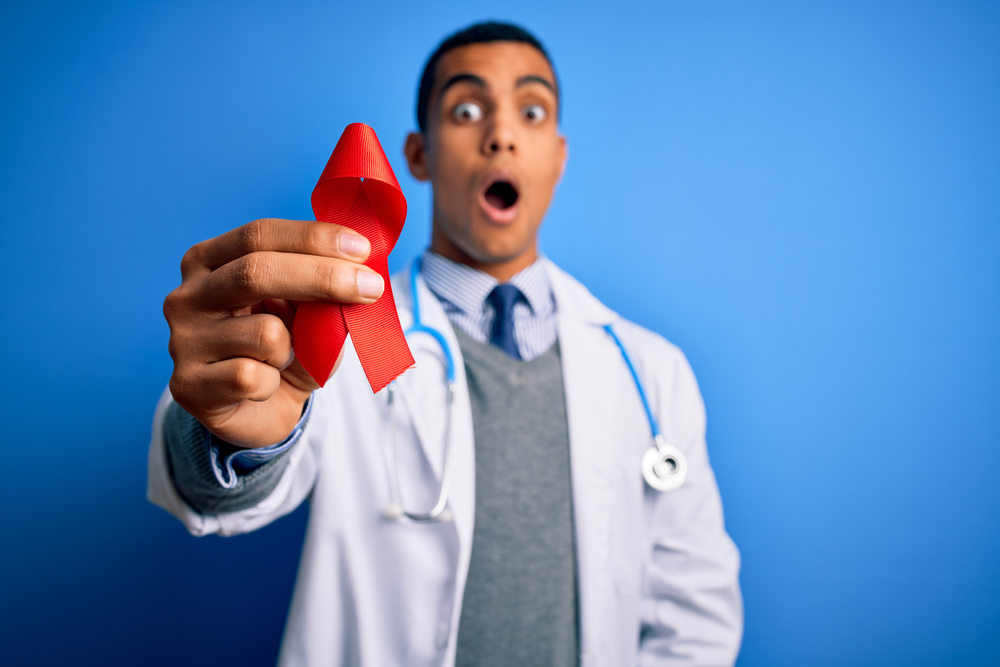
[164,218,384,448]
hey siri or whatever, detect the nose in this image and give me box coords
[481,106,517,156]
[487,138,513,153]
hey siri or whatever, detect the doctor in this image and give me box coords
[151,21,742,667]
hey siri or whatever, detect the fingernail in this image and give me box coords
[340,233,369,258]
[356,271,384,299]
[280,348,295,371]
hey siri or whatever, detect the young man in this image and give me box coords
[150,22,742,666]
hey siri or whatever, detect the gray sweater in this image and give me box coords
[454,328,579,667]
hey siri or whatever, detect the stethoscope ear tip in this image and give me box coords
[385,504,403,519]
[437,508,454,524]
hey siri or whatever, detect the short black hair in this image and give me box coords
[416,21,559,133]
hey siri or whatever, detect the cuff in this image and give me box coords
[206,395,314,490]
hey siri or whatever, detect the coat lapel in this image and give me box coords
[391,261,477,607]
[546,260,624,665]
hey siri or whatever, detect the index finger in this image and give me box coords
[184,218,371,277]
[196,251,384,311]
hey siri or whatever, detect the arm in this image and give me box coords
[163,396,312,514]
[147,387,321,537]
[639,348,743,666]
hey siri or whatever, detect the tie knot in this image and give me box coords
[486,284,524,360]
[487,283,523,315]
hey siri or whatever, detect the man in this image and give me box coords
[150,21,742,666]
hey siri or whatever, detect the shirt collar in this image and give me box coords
[420,250,554,316]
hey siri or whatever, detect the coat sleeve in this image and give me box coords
[637,341,743,666]
[146,387,320,537]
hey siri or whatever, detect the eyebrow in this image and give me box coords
[438,73,486,99]
[516,74,557,95]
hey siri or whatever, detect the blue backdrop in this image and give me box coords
[2,1,997,665]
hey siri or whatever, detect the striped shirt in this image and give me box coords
[420,251,558,362]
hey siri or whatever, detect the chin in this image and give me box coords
[465,222,537,264]
[433,198,539,266]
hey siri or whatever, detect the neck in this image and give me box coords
[430,226,539,282]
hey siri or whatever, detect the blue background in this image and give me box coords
[2,1,997,665]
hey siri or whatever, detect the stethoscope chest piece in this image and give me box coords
[642,438,688,492]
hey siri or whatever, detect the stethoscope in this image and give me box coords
[384,257,688,523]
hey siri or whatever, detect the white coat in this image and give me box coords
[148,258,743,666]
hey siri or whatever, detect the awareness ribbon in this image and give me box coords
[292,123,414,393]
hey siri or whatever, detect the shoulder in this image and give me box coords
[610,316,707,443]
[546,259,691,370]
[614,318,699,397]
[546,258,701,400]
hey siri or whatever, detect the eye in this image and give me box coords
[452,102,483,122]
[522,104,546,123]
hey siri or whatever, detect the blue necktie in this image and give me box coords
[487,284,523,360]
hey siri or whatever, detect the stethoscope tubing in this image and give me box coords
[603,323,689,492]
[386,381,455,523]
[384,257,456,523]
[603,324,663,441]
[385,256,688,522]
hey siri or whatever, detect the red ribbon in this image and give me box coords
[292,123,414,392]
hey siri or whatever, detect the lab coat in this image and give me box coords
[148,259,743,666]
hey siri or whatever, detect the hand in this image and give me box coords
[163,218,385,448]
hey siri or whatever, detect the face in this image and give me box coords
[405,41,567,276]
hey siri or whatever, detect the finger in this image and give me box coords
[197,252,385,311]
[177,358,283,412]
[260,299,296,333]
[183,219,372,278]
[195,313,293,368]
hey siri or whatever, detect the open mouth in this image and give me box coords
[484,181,518,210]
[479,178,520,223]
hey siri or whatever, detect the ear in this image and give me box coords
[557,134,568,183]
[404,132,430,182]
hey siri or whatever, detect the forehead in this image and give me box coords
[433,41,556,92]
